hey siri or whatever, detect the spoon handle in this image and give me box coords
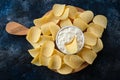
[6,22,29,36]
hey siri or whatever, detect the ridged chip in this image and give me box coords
[53,4,65,17]
[84,32,97,46]
[57,64,73,75]
[41,41,55,57]
[92,38,103,53]
[48,54,62,69]
[93,15,107,29]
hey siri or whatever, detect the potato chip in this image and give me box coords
[69,55,84,69]
[26,27,41,43]
[48,54,62,69]
[33,11,59,26]
[93,15,107,29]
[57,64,73,74]
[65,37,78,54]
[49,22,60,40]
[87,23,104,38]
[28,47,41,58]
[53,4,65,17]
[73,18,88,31]
[78,48,97,64]
[41,41,55,57]
[39,55,51,66]
[66,5,78,19]
[84,44,92,49]
[74,62,88,72]
[92,38,103,53]
[60,18,73,27]
[84,32,97,46]
[31,53,41,66]
[53,49,64,58]
[60,8,69,20]
[40,23,51,35]
[79,10,94,23]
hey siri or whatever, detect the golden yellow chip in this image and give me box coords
[26,27,41,43]
[33,10,59,26]
[73,18,88,31]
[65,37,78,54]
[60,18,73,27]
[57,64,73,74]
[53,49,64,58]
[84,44,92,49]
[49,22,60,40]
[41,41,55,57]
[93,15,107,29]
[66,5,78,19]
[28,47,41,58]
[60,8,69,20]
[87,23,104,38]
[74,62,88,72]
[48,54,62,69]
[84,32,97,46]
[31,53,41,66]
[79,10,94,23]
[78,48,97,64]
[69,55,84,69]
[53,4,65,17]
[92,38,103,53]
[40,23,51,35]
[39,55,51,66]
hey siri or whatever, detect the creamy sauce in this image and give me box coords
[56,26,84,54]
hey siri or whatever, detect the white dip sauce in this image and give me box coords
[56,26,84,54]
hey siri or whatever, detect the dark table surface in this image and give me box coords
[0,0,120,80]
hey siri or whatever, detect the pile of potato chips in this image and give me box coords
[26,4,107,75]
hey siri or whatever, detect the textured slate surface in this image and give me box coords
[0,0,120,80]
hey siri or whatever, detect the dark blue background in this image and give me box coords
[0,0,120,80]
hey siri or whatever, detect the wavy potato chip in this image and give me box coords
[31,53,41,66]
[26,27,41,43]
[87,23,104,38]
[65,37,78,54]
[39,55,51,66]
[48,54,62,69]
[60,18,73,27]
[66,5,78,19]
[34,11,59,26]
[92,38,103,53]
[60,8,69,20]
[40,23,51,35]
[69,55,84,69]
[41,41,55,57]
[53,49,64,58]
[93,15,107,29]
[79,48,97,64]
[84,32,97,46]
[73,18,88,31]
[79,10,94,23]
[28,47,41,58]
[53,4,65,17]
[74,62,88,72]
[57,64,73,74]
[49,22,60,40]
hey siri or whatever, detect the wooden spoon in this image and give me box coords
[6,22,29,35]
